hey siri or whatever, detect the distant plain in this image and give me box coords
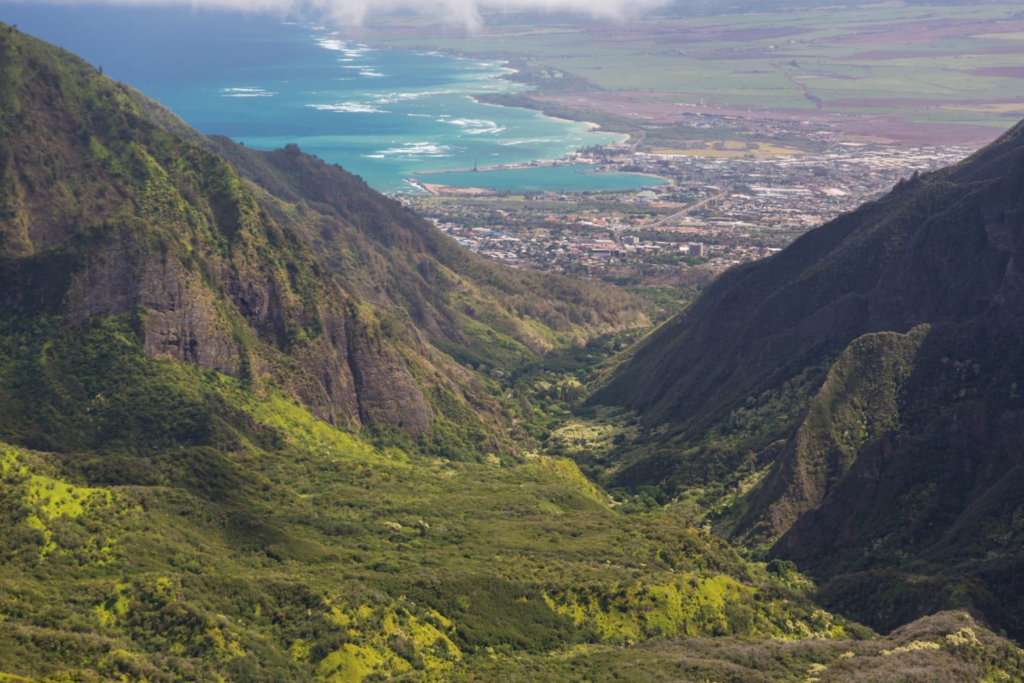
[358,2,1024,146]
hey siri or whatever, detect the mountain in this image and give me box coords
[4,21,1024,683]
[0,23,880,682]
[593,119,1024,638]
[0,21,649,460]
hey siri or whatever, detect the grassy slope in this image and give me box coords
[0,316,849,682]
[0,318,1020,681]
[455,612,1024,682]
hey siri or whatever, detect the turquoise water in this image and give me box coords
[0,6,645,194]
[424,166,665,193]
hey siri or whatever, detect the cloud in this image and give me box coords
[13,0,669,30]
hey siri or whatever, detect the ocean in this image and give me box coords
[1,5,659,194]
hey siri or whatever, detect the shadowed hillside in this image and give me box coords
[0,23,864,682]
[592,117,1024,638]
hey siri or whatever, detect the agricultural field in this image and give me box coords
[650,140,805,158]
[359,2,1024,146]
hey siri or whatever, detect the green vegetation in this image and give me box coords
[0,309,850,681]
[0,19,649,455]
[0,22,854,682]
[3,16,1024,683]
[363,3,1024,146]
[587,115,1024,640]
[454,612,1024,682]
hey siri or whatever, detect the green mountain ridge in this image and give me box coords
[0,21,647,454]
[593,116,1024,639]
[2,21,1024,683]
[0,23,855,682]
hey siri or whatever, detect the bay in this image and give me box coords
[0,5,653,193]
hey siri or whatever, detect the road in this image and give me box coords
[643,186,732,229]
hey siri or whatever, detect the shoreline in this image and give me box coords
[413,162,668,186]
[329,36,647,192]
[414,158,575,175]
[465,94,627,144]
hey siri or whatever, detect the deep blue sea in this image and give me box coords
[0,6,659,193]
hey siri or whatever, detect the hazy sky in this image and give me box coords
[4,0,669,28]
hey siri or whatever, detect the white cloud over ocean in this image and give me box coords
[4,0,669,29]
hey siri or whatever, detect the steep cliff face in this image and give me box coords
[771,313,1024,637]
[590,119,1024,636]
[209,139,649,364]
[0,63,427,435]
[734,326,929,541]
[595,119,1024,472]
[0,23,646,447]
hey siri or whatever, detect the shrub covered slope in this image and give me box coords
[593,112,1024,639]
[2,22,1023,682]
[0,23,850,682]
[0,21,648,455]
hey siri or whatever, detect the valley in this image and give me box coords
[3,3,1024,682]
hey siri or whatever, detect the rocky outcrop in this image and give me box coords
[63,228,242,377]
[731,325,929,540]
[345,309,433,434]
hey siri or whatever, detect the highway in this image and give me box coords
[643,186,732,229]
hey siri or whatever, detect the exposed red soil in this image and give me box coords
[535,92,1006,146]
[836,120,1002,146]
[653,27,813,44]
[820,19,1024,46]
[967,67,1024,79]
[827,98,954,108]
[690,49,797,60]
[847,45,1024,60]
[845,18,969,33]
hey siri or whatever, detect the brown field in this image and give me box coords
[651,141,804,158]
[359,3,1024,149]
[941,102,1024,115]
[827,98,953,108]
[537,93,1003,146]
[825,18,1024,45]
[652,27,813,44]
[974,32,1024,40]
[968,67,1024,79]
[848,45,1024,60]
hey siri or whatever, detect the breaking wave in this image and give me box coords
[445,118,506,135]
[307,102,390,114]
[376,142,462,158]
[221,87,276,98]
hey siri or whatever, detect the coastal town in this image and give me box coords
[402,134,973,288]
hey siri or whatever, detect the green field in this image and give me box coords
[360,3,1024,142]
